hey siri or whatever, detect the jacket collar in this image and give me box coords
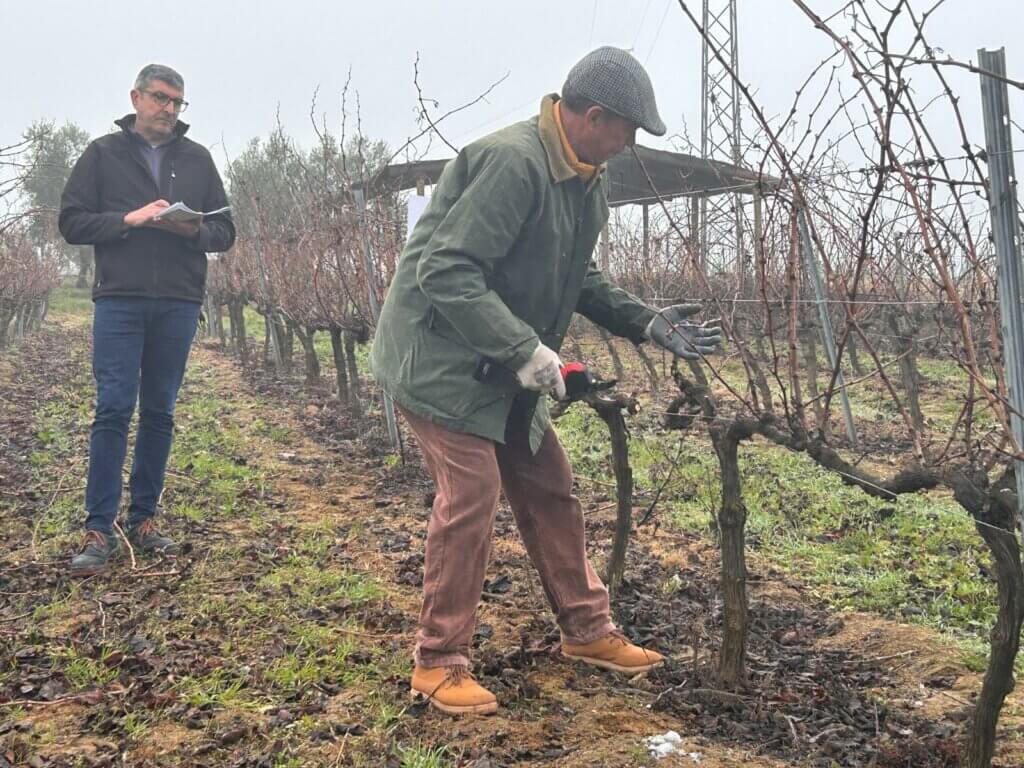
[115,114,190,144]
[537,95,605,187]
[538,95,577,184]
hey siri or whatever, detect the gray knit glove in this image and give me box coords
[645,304,723,360]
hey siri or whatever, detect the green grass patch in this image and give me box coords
[120,712,151,741]
[251,417,291,444]
[395,742,453,768]
[47,280,94,319]
[176,667,255,710]
[556,403,1001,666]
[169,367,269,518]
[259,561,382,609]
[262,633,364,693]
[260,620,362,693]
[17,360,95,557]
[56,646,122,690]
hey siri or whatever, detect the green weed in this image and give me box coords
[395,742,452,768]
[177,668,252,709]
[57,647,121,690]
[259,562,381,609]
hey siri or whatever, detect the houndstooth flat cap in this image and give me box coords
[564,46,666,136]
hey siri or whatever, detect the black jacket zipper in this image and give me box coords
[123,148,162,292]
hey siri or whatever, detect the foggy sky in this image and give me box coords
[2,1,1023,171]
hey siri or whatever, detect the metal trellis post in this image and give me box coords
[797,207,858,449]
[979,47,1024,539]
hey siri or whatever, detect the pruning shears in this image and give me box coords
[473,357,615,402]
[559,362,617,402]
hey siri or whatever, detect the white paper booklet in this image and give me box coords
[153,202,231,223]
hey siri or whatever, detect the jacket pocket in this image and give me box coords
[410,324,511,420]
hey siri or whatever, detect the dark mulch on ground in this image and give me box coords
[607,541,963,767]
[0,326,90,562]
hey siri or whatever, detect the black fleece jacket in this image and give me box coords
[59,115,235,304]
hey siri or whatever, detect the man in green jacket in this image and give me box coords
[371,47,721,715]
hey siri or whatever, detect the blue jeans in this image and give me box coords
[85,297,201,535]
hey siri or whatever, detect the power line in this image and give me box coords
[645,0,673,66]
[450,96,539,141]
[632,0,655,50]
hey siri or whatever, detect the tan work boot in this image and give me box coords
[562,630,664,674]
[410,665,498,715]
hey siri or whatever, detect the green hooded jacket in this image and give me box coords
[369,95,656,453]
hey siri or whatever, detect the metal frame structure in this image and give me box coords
[699,0,745,278]
[356,144,768,208]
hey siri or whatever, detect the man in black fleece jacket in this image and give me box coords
[59,63,235,576]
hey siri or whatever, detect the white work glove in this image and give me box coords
[515,343,566,399]
[645,304,723,360]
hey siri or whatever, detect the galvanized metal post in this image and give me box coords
[797,208,858,448]
[979,47,1024,539]
[353,187,400,449]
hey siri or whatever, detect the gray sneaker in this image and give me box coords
[126,518,180,555]
[70,530,121,577]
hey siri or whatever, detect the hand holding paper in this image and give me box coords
[124,200,170,227]
[152,202,231,224]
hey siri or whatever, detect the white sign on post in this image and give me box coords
[406,195,430,238]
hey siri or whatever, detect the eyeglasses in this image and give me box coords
[143,89,189,113]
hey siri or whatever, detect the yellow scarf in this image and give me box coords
[553,101,598,183]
